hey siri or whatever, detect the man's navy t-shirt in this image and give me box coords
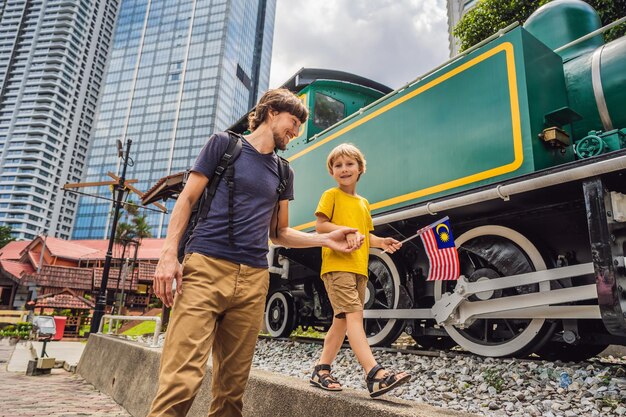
[185,132,294,268]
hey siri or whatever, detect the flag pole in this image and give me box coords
[381,216,449,253]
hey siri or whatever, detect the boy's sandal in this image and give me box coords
[366,364,411,398]
[310,364,343,391]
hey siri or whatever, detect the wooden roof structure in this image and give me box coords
[35,288,95,309]
[141,172,185,206]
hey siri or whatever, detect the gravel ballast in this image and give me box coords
[135,333,626,416]
[250,338,626,417]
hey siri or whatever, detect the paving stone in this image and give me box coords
[0,345,131,417]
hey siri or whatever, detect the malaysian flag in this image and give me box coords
[419,218,460,281]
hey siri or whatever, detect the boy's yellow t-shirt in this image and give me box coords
[315,187,374,277]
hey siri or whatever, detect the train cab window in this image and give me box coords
[314,92,345,131]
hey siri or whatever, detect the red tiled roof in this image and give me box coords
[77,238,163,260]
[24,265,93,290]
[38,237,100,260]
[27,251,40,270]
[0,241,30,260]
[10,237,163,263]
[138,262,156,282]
[36,288,94,309]
[93,267,137,291]
[0,260,34,282]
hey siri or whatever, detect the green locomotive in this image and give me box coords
[258,0,626,360]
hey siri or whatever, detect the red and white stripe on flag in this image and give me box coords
[420,228,460,281]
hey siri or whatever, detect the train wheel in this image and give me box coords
[434,225,552,357]
[410,322,457,350]
[364,249,405,346]
[535,342,609,362]
[265,291,297,338]
[412,334,457,350]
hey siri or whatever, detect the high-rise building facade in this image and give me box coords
[446,0,477,57]
[0,0,119,240]
[72,0,277,240]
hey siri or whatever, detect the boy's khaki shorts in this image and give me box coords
[321,271,368,318]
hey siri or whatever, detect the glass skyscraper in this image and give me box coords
[72,0,277,239]
[0,0,119,240]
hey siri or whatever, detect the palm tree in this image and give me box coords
[131,212,152,242]
[112,200,152,313]
[114,199,153,244]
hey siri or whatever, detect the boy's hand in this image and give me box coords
[380,237,402,254]
[325,228,363,252]
[346,232,365,249]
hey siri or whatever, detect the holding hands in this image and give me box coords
[325,228,364,253]
[325,230,401,254]
[326,229,401,254]
[346,232,365,249]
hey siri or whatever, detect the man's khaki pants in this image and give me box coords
[147,253,269,417]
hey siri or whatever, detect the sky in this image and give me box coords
[268,0,451,90]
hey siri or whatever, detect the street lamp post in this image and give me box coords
[90,139,133,334]
[29,230,48,300]
[118,239,139,315]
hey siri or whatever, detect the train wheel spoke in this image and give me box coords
[504,319,516,336]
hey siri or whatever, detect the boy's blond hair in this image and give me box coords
[326,143,367,180]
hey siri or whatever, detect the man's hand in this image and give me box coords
[380,237,402,254]
[325,228,364,252]
[153,253,183,308]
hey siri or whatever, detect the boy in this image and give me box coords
[310,143,411,398]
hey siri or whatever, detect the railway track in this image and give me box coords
[258,334,626,364]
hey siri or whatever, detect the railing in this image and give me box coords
[97,314,162,347]
[0,310,28,324]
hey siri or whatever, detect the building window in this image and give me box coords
[236,64,251,90]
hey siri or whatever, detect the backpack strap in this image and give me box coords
[225,156,237,246]
[178,132,242,261]
[197,131,243,222]
[276,156,290,195]
[273,156,291,239]
[225,131,243,247]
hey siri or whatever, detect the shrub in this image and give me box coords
[483,368,505,393]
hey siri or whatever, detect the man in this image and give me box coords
[148,88,361,417]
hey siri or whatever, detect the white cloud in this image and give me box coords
[269,0,450,90]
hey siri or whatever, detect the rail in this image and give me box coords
[554,16,626,54]
[97,314,162,347]
[373,152,626,225]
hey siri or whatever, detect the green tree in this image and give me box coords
[112,200,153,314]
[453,0,626,52]
[0,225,16,249]
[115,199,153,245]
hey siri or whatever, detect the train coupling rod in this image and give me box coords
[431,263,596,326]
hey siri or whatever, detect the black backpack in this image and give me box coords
[177,131,290,262]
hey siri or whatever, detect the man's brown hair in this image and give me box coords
[247,88,309,131]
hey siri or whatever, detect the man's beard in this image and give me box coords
[273,131,288,151]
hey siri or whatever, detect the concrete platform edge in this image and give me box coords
[77,334,476,417]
